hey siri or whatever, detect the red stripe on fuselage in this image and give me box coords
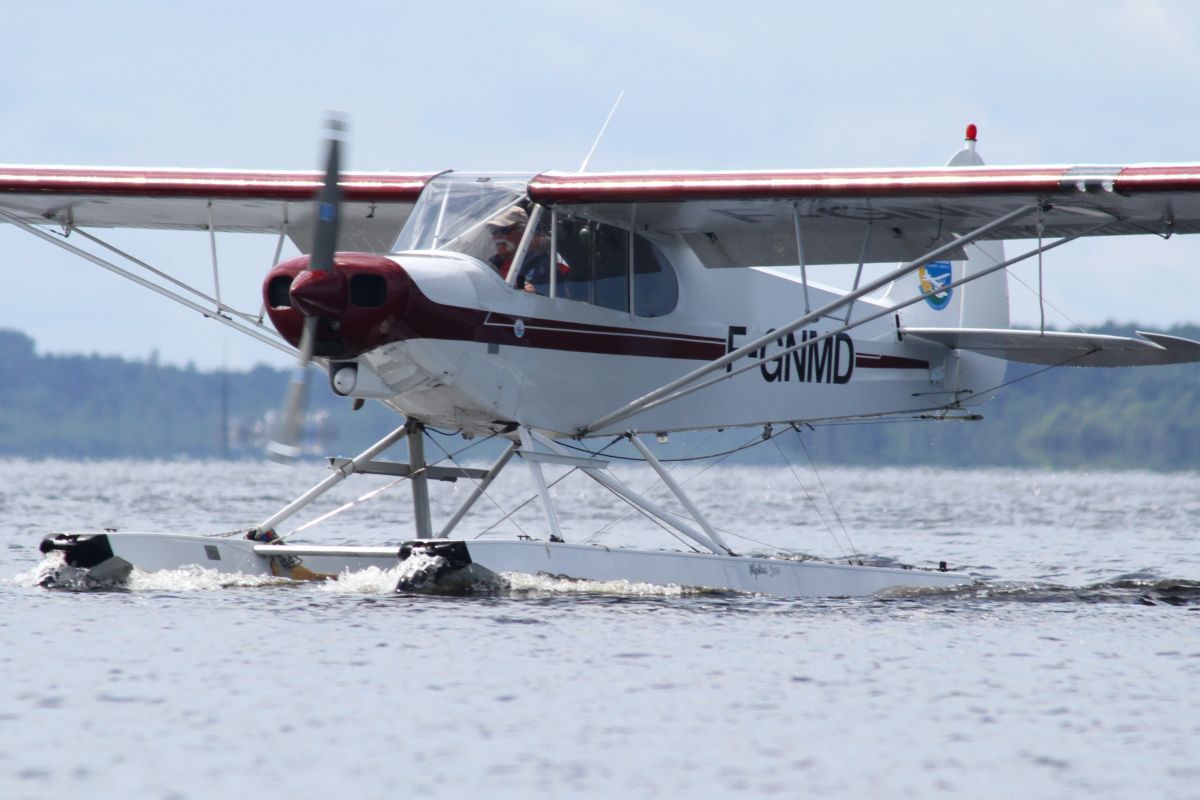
[395,292,728,360]
[478,312,726,360]
[855,353,929,370]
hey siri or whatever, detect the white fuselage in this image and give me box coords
[350,242,1004,438]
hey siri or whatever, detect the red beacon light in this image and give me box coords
[965,123,978,142]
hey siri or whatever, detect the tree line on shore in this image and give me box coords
[2,325,1198,470]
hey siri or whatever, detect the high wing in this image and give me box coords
[0,165,434,357]
[0,166,435,252]
[7,160,1199,261]
[528,163,1200,266]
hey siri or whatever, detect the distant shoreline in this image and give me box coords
[4,325,1200,469]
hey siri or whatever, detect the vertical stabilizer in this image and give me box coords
[898,124,1010,331]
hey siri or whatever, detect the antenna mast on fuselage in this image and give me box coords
[578,90,625,172]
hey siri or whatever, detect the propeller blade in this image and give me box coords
[310,117,345,274]
[266,315,318,462]
[265,116,347,462]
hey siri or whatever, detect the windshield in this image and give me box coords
[393,172,534,263]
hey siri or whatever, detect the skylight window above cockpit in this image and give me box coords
[393,172,534,262]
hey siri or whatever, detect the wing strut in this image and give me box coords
[207,200,223,309]
[0,206,295,357]
[69,226,242,318]
[793,203,811,313]
[843,219,874,323]
[580,202,1046,435]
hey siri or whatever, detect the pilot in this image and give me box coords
[487,206,528,281]
[487,206,569,294]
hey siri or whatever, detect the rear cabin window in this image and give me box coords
[632,235,679,318]
[553,214,677,317]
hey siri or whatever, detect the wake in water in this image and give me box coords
[19,549,715,599]
[13,553,290,592]
[501,571,716,598]
[318,565,708,598]
[16,551,1200,605]
[322,552,711,598]
[315,550,504,595]
[880,573,1200,607]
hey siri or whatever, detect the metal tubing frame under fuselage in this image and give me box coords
[628,433,733,554]
[256,423,410,537]
[530,430,729,555]
[408,421,433,539]
[519,427,564,541]
[436,441,519,538]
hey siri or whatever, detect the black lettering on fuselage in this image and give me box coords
[760,329,783,382]
[808,336,832,382]
[789,331,807,382]
[833,334,853,384]
[725,325,747,374]
[727,325,854,386]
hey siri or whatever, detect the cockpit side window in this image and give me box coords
[556,216,593,303]
[510,209,557,294]
[592,224,629,312]
[553,213,677,317]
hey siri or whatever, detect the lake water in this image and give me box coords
[1,459,1198,799]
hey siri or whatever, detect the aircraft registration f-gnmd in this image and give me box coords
[14,122,1200,596]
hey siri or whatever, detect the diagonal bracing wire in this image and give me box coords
[425,432,530,539]
[470,436,627,540]
[771,435,852,559]
[793,430,857,556]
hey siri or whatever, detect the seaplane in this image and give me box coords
[14,120,1200,597]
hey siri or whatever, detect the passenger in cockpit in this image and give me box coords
[515,223,569,295]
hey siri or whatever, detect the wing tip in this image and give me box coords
[1135,331,1200,363]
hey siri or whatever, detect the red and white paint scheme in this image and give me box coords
[14,125,1200,597]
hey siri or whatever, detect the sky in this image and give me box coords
[3,0,1200,370]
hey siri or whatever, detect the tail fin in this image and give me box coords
[897,124,1010,330]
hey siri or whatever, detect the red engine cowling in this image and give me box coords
[263,253,414,359]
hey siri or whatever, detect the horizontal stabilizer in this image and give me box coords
[903,327,1200,367]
